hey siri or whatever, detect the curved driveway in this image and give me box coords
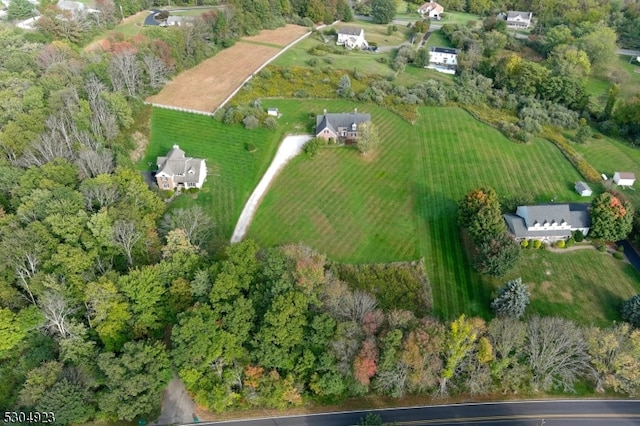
[185,400,640,425]
[230,135,312,243]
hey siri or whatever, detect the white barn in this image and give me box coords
[575,181,592,197]
[614,172,636,186]
[337,27,367,49]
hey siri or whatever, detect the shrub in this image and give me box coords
[533,240,542,249]
[598,244,607,252]
[243,115,259,129]
[556,240,566,249]
[293,89,309,98]
[244,142,257,152]
[301,17,314,27]
[572,230,584,242]
[264,116,277,129]
[307,58,319,67]
[618,245,625,252]
[520,239,529,249]
[614,252,624,259]
[622,294,640,327]
[566,237,575,247]
[258,68,272,79]
[303,138,322,157]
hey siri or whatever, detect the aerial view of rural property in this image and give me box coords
[3,0,640,424]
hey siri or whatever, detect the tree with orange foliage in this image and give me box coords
[590,192,634,241]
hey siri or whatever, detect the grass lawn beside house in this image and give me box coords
[586,55,640,104]
[247,101,588,319]
[573,134,640,207]
[140,108,282,248]
[142,100,640,325]
[496,249,640,327]
[425,29,454,48]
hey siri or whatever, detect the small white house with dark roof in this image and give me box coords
[503,203,591,242]
[337,26,367,49]
[315,109,371,142]
[418,1,444,19]
[614,172,636,186]
[155,145,207,190]
[575,181,593,197]
[504,11,533,29]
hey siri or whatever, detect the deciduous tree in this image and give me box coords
[371,0,396,24]
[526,316,590,392]
[356,121,379,155]
[589,192,634,241]
[98,340,172,421]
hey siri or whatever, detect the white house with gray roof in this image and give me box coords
[503,203,590,242]
[337,26,367,49]
[504,11,533,29]
[155,145,206,190]
[315,109,371,142]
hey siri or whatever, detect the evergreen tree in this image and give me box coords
[491,277,530,318]
[622,294,640,328]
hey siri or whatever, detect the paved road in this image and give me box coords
[617,240,640,271]
[185,400,640,425]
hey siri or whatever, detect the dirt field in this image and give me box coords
[241,24,309,47]
[146,42,280,113]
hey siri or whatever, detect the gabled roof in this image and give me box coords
[615,172,636,179]
[430,47,458,54]
[575,181,592,193]
[506,11,532,20]
[156,144,205,183]
[338,26,363,36]
[418,1,443,12]
[316,111,371,135]
[517,204,572,228]
[504,203,591,238]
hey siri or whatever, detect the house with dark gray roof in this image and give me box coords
[503,203,590,241]
[504,11,533,29]
[155,145,207,190]
[315,109,371,142]
[337,26,367,49]
[427,47,459,74]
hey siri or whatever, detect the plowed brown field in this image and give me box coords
[146,25,309,113]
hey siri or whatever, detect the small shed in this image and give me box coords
[575,181,592,197]
[267,108,279,117]
[613,172,636,186]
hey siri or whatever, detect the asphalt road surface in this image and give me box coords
[185,400,640,426]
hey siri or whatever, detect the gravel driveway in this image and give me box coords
[231,134,313,243]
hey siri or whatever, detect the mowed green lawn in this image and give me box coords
[498,249,640,327]
[273,28,441,85]
[248,102,589,319]
[141,108,282,247]
[574,134,640,206]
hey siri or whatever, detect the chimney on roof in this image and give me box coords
[323,109,327,115]
[173,144,179,149]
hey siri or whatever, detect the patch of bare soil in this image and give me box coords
[130,131,149,163]
[241,24,308,46]
[146,42,280,113]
